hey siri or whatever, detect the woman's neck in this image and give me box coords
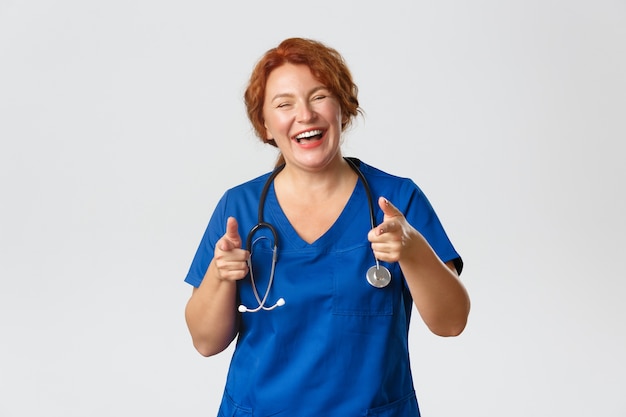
[275,156,356,201]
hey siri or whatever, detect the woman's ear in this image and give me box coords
[341,114,349,129]
[264,122,273,141]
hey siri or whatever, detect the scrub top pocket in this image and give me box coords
[332,245,396,316]
[217,391,253,417]
[365,391,420,417]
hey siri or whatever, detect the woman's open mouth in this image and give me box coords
[294,129,324,144]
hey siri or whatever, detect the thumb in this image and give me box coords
[221,217,242,250]
[378,196,402,220]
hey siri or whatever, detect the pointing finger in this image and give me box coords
[225,217,241,244]
[220,217,242,251]
[378,197,402,219]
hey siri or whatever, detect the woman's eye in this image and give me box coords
[313,95,326,101]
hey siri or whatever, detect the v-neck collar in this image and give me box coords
[264,179,368,250]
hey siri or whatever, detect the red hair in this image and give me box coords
[244,38,361,154]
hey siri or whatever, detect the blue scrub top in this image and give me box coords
[185,160,462,417]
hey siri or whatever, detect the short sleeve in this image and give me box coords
[183,193,229,287]
[403,182,463,275]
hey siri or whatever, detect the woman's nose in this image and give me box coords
[296,102,316,123]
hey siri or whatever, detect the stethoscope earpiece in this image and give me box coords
[238,297,285,313]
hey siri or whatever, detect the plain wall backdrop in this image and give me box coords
[1,1,624,416]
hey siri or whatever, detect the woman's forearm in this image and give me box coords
[401,233,470,337]
[185,261,239,356]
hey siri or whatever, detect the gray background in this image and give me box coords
[1,0,625,416]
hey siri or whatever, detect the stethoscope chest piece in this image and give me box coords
[366,265,392,288]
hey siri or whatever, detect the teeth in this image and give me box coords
[295,130,323,140]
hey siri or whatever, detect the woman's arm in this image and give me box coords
[185,217,249,356]
[368,197,470,336]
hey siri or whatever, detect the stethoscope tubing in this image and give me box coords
[239,157,391,313]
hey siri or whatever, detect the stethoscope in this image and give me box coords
[238,157,392,313]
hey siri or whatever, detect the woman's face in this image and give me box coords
[262,63,344,171]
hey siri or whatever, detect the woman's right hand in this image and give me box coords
[185,216,245,356]
[213,217,250,281]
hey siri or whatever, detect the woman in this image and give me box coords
[184,37,470,416]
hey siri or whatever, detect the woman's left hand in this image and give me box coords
[368,197,470,336]
[367,197,418,263]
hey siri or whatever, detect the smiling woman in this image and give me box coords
[183,37,470,416]
[262,63,345,169]
[245,38,361,164]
